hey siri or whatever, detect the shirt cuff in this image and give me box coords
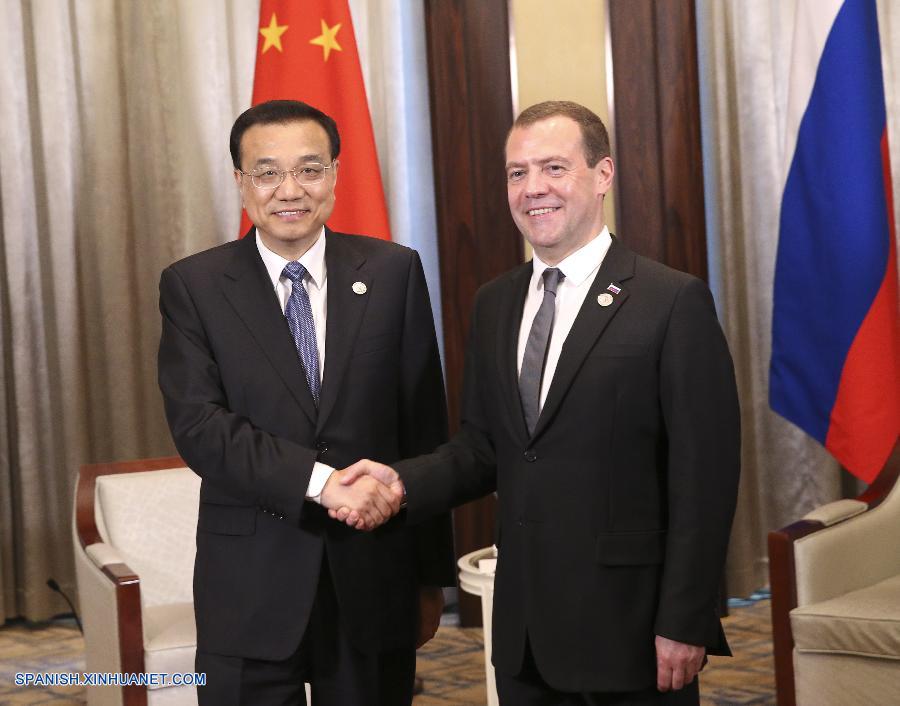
[306,462,335,504]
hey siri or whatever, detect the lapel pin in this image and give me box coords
[606,283,622,295]
[352,281,367,295]
[597,292,614,307]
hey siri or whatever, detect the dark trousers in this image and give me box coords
[496,636,700,706]
[196,557,416,706]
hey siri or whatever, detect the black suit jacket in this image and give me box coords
[158,229,454,661]
[397,238,741,692]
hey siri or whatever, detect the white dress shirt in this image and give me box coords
[516,227,612,411]
[256,230,334,501]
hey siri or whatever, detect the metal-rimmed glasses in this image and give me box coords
[239,161,336,189]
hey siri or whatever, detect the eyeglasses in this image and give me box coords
[239,161,336,189]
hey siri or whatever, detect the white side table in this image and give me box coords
[458,546,499,706]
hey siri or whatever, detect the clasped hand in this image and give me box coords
[319,460,404,530]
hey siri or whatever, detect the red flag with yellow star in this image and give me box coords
[240,0,391,240]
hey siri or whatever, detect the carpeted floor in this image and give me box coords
[0,600,774,705]
[413,599,775,705]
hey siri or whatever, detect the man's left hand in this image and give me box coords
[416,586,444,648]
[655,635,705,691]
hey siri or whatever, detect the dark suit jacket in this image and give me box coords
[157,229,454,661]
[397,238,741,693]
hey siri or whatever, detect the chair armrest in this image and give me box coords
[85,542,126,569]
[72,484,148,706]
[802,499,867,526]
[794,497,900,605]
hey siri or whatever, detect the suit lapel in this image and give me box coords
[497,263,533,442]
[316,231,370,433]
[222,233,318,426]
[530,239,636,440]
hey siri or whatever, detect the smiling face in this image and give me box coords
[505,116,614,265]
[235,119,337,260]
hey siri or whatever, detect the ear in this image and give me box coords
[594,156,614,196]
[331,159,340,188]
[233,170,246,207]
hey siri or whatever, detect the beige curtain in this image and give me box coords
[0,0,259,621]
[696,0,900,598]
[0,0,440,622]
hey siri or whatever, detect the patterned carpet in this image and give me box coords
[414,599,776,705]
[0,601,774,705]
[0,620,86,704]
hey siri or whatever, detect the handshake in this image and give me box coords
[319,460,405,530]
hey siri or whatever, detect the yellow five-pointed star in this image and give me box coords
[309,19,342,61]
[259,13,288,53]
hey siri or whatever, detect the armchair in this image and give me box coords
[73,456,200,706]
[769,442,900,705]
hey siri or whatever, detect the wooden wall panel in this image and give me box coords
[608,0,708,280]
[609,0,722,615]
[424,0,523,626]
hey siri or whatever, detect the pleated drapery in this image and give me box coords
[696,0,900,597]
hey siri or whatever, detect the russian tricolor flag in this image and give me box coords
[771,0,900,483]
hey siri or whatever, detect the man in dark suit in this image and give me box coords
[157,100,454,705]
[334,101,741,705]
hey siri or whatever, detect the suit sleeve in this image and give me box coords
[157,265,317,525]
[653,277,741,650]
[397,252,456,586]
[397,287,498,525]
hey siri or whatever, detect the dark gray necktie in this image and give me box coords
[282,261,320,407]
[519,267,564,435]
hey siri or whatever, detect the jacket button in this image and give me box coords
[523,449,537,462]
[316,441,328,452]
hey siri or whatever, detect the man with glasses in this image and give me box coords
[158,100,453,705]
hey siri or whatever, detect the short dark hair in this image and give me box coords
[512,101,610,167]
[229,100,341,169]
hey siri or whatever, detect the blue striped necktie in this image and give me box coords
[282,261,320,406]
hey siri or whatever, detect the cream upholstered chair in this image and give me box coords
[769,444,900,706]
[73,456,200,706]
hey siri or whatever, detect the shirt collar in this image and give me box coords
[531,226,612,288]
[256,227,327,290]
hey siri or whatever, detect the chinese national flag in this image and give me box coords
[240,0,391,240]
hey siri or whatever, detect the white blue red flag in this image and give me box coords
[771,0,900,483]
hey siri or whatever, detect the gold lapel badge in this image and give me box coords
[597,292,614,307]
[352,281,367,295]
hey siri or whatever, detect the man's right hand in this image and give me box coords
[319,464,403,530]
[326,459,404,530]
